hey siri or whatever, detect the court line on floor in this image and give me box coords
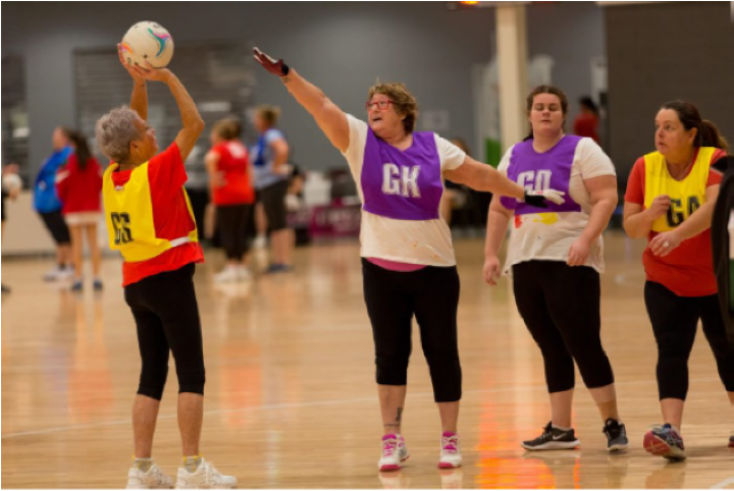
[711,477,734,489]
[1,376,723,439]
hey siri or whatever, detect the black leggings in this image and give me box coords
[362,258,462,403]
[259,180,289,232]
[216,204,252,260]
[644,281,734,400]
[124,263,205,400]
[512,261,614,393]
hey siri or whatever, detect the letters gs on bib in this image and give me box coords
[111,212,133,244]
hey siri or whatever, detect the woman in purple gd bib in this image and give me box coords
[484,86,627,452]
[253,48,564,471]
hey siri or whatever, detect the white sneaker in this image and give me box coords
[43,265,70,282]
[378,434,410,472]
[58,266,74,280]
[252,235,267,249]
[126,464,174,489]
[175,459,237,489]
[237,266,252,281]
[214,266,240,284]
[438,432,462,469]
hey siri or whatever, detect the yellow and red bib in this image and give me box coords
[102,162,198,262]
[644,147,716,233]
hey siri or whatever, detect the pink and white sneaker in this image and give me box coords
[378,434,410,471]
[438,432,462,469]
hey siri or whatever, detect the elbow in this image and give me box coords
[622,222,644,239]
[192,117,205,135]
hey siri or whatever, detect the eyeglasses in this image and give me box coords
[365,100,397,111]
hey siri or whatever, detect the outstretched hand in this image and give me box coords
[523,189,566,208]
[253,47,290,77]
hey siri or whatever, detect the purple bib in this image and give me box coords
[500,136,583,214]
[361,128,443,220]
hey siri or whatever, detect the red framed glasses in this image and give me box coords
[365,100,396,111]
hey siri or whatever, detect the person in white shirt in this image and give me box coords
[484,85,627,453]
[253,48,564,471]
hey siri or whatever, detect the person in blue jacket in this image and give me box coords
[34,127,74,281]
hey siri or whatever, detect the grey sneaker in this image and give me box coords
[522,422,580,451]
[644,424,685,461]
[603,418,628,452]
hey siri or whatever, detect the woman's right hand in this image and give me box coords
[118,44,171,84]
[646,195,671,221]
[253,47,290,77]
[483,256,502,286]
[118,44,146,84]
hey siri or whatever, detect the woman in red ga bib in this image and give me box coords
[624,100,734,461]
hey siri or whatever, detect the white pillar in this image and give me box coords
[496,4,529,151]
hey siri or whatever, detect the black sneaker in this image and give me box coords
[1,284,10,294]
[603,418,628,452]
[522,422,580,451]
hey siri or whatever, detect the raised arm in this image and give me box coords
[118,44,148,120]
[253,48,350,153]
[118,47,204,161]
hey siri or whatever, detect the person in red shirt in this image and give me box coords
[56,131,103,291]
[573,96,600,145]
[623,100,734,461]
[94,45,236,489]
[205,119,255,282]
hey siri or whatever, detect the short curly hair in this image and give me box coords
[367,82,419,134]
[95,106,142,163]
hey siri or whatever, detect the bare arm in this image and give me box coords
[270,138,290,174]
[647,185,719,257]
[118,44,148,120]
[623,201,663,239]
[673,185,719,240]
[580,175,618,243]
[281,69,349,152]
[166,73,205,161]
[124,61,205,162]
[204,150,221,193]
[482,195,514,285]
[253,48,350,152]
[444,156,525,199]
[485,195,514,257]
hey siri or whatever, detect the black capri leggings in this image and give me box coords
[258,180,289,232]
[512,260,615,393]
[216,204,252,260]
[644,280,734,400]
[124,263,205,400]
[362,258,462,403]
[39,210,71,245]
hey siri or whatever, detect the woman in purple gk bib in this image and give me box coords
[253,48,564,471]
[484,86,628,452]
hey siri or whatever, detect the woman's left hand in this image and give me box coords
[567,236,591,266]
[649,230,683,257]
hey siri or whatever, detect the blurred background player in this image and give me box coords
[55,130,103,291]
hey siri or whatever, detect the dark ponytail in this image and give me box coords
[69,131,91,171]
[660,100,729,153]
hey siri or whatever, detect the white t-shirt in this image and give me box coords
[498,137,616,274]
[341,115,466,266]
